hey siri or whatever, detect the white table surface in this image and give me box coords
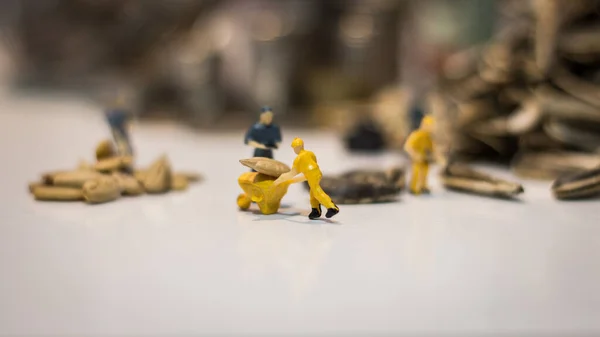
[1,93,600,337]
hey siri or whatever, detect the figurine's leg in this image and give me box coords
[253,148,273,158]
[307,172,339,218]
[308,189,322,219]
[410,162,421,194]
[419,162,430,193]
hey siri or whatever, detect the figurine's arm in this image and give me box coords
[244,127,268,149]
[403,133,424,162]
[289,175,307,184]
[248,140,268,150]
[273,168,299,186]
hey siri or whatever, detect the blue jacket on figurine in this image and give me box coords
[244,123,282,149]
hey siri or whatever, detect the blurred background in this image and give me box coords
[1,0,600,175]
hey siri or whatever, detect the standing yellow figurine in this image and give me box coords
[404,115,435,195]
[273,138,340,220]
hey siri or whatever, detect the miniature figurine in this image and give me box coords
[404,115,435,195]
[273,137,339,220]
[244,106,282,159]
[344,116,386,152]
[105,94,133,157]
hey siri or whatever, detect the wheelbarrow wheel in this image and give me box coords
[237,193,251,210]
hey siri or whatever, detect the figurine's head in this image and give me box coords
[259,106,273,125]
[420,115,435,133]
[291,137,304,154]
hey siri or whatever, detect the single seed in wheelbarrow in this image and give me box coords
[552,166,600,200]
[304,167,405,204]
[440,163,524,199]
[239,158,290,178]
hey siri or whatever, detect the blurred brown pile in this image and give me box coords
[431,0,600,180]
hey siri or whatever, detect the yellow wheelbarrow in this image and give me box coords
[237,158,306,215]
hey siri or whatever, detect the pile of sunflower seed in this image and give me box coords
[28,140,202,204]
[306,167,407,204]
[430,0,600,200]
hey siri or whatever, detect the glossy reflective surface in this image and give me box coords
[1,95,600,336]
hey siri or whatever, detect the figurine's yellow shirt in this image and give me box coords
[293,150,319,174]
[405,130,433,155]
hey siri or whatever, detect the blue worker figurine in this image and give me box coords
[244,106,282,159]
[105,94,134,157]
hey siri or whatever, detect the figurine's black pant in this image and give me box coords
[253,148,273,159]
[251,148,273,172]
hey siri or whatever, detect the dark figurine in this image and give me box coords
[344,117,386,152]
[244,106,282,159]
[105,95,133,157]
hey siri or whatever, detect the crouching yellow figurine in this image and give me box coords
[273,137,340,220]
[404,115,435,195]
[237,158,306,215]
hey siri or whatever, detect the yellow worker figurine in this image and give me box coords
[273,137,340,220]
[404,115,435,195]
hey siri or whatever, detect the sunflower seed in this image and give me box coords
[52,170,103,188]
[239,157,290,178]
[552,166,600,199]
[33,186,84,201]
[95,139,115,161]
[440,163,524,198]
[552,66,600,108]
[142,155,172,194]
[94,155,134,173]
[544,119,600,152]
[171,174,190,191]
[111,172,144,196]
[511,151,600,179]
[559,23,600,62]
[82,176,121,204]
[535,85,600,123]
